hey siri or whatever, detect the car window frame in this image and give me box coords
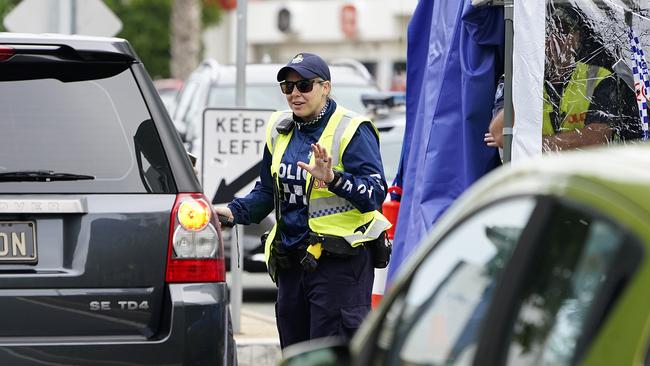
[575,228,641,365]
[474,195,644,366]
[354,194,547,366]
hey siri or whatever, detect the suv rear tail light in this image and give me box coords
[166,193,225,283]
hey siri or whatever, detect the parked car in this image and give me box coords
[362,91,406,132]
[280,143,650,366]
[0,33,235,365]
[173,59,380,272]
[366,92,407,185]
[153,78,183,116]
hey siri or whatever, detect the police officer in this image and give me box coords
[485,3,640,151]
[215,52,390,348]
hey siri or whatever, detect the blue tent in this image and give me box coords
[387,0,505,283]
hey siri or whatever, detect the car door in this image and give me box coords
[356,195,542,365]
[355,194,643,366]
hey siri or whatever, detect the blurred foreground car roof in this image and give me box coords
[358,143,650,365]
[282,143,650,366]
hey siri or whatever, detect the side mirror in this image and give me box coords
[279,338,351,366]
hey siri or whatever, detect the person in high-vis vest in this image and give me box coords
[485,3,640,151]
[215,52,390,348]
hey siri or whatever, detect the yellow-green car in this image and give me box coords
[281,145,650,366]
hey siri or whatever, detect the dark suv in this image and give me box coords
[0,33,235,365]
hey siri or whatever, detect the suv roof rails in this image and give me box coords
[329,58,373,82]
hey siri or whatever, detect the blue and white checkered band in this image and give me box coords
[309,204,355,219]
[629,27,649,141]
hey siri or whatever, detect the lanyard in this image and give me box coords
[629,26,650,141]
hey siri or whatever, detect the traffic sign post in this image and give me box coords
[202,107,274,333]
[4,0,122,37]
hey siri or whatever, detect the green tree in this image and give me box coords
[0,0,21,32]
[105,0,221,79]
[105,0,172,79]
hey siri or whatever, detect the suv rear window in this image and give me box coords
[0,65,174,193]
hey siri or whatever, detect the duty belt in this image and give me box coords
[307,232,361,257]
[270,233,362,275]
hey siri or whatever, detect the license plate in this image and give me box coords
[0,222,37,263]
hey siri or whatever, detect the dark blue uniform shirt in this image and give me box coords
[228,99,387,249]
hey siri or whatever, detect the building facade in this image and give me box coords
[203,0,416,90]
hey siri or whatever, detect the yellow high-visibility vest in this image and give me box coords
[263,105,391,267]
[542,62,612,135]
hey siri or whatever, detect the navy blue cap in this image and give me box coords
[276,53,331,82]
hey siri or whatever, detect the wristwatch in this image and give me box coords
[328,170,343,189]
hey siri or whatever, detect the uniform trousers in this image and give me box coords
[275,247,374,349]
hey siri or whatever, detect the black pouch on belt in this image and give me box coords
[370,231,391,268]
[263,231,293,284]
[262,231,277,282]
[273,245,294,269]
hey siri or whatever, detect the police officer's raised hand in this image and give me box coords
[297,143,336,184]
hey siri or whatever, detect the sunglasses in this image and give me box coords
[279,79,325,94]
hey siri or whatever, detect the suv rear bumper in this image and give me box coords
[0,283,235,366]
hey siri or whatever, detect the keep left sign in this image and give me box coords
[202,108,275,205]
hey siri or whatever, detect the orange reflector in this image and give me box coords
[177,199,211,231]
[371,294,383,309]
[372,267,388,310]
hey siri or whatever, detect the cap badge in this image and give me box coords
[291,54,304,64]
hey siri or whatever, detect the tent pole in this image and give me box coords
[503,0,514,163]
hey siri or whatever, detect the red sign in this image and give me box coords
[341,4,357,38]
[218,0,237,11]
